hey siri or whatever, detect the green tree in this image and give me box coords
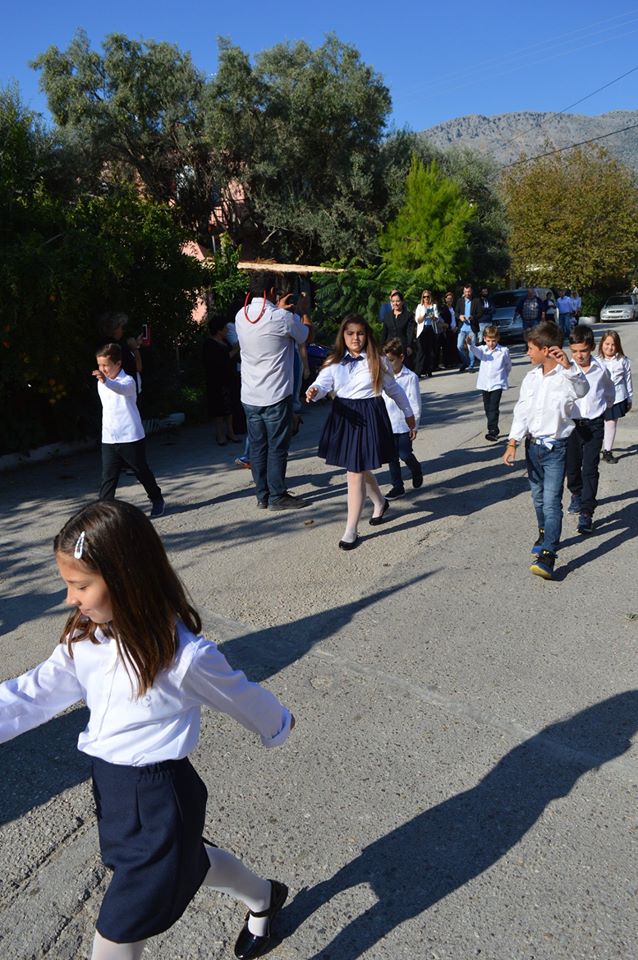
[378,156,475,288]
[501,146,638,291]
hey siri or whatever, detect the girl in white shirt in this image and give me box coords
[306,315,416,550]
[598,330,633,463]
[0,500,292,960]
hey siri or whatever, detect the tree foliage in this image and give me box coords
[501,146,638,291]
[378,156,475,288]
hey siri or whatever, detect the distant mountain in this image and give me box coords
[421,110,638,173]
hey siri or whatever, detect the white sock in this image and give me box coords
[202,846,271,936]
[340,526,358,543]
[603,419,617,452]
[91,931,146,960]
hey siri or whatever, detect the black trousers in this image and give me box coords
[99,439,162,502]
[482,389,502,436]
[566,417,604,515]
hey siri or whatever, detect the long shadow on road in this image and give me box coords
[286,690,638,959]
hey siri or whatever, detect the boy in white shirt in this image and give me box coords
[565,325,615,533]
[382,338,423,498]
[503,321,589,580]
[466,325,512,440]
[93,343,165,517]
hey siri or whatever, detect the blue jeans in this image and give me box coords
[558,313,572,342]
[388,433,422,489]
[457,323,473,368]
[243,396,293,504]
[525,438,568,556]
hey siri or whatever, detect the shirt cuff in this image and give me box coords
[261,707,292,748]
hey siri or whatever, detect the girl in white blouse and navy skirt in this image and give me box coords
[306,314,416,550]
[0,500,293,960]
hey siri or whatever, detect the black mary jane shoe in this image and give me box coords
[338,536,359,551]
[369,499,390,526]
[234,880,289,959]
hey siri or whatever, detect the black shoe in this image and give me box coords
[385,485,404,500]
[338,536,359,551]
[257,499,269,509]
[149,497,165,518]
[577,511,593,534]
[412,472,423,489]
[485,432,499,442]
[369,499,390,526]
[601,450,618,464]
[529,549,556,580]
[268,493,307,511]
[234,880,288,959]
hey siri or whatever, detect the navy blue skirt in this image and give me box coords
[604,399,630,421]
[92,756,210,943]
[318,396,395,472]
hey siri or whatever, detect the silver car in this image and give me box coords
[490,288,554,341]
[599,295,638,323]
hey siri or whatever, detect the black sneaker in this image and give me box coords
[531,528,545,555]
[530,549,555,580]
[601,450,618,464]
[485,432,499,442]
[268,493,307,511]
[149,497,165,518]
[412,472,423,489]
[577,511,593,534]
[385,485,405,499]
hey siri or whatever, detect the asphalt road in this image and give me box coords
[1,323,637,960]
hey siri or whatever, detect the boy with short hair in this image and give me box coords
[382,338,423,499]
[565,325,615,533]
[466,325,512,440]
[93,343,165,517]
[503,321,589,580]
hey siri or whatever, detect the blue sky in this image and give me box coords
[3,1,638,131]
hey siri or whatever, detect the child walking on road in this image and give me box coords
[597,330,633,463]
[0,500,293,960]
[503,321,589,580]
[382,338,423,499]
[94,343,165,518]
[466,325,512,440]
[306,315,416,551]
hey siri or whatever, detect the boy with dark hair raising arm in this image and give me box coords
[503,322,589,580]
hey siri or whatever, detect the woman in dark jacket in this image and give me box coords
[381,291,415,368]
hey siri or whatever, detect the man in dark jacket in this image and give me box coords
[455,284,484,371]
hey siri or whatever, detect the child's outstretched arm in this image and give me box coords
[0,646,84,744]
[183,638,293,747]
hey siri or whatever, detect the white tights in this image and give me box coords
[90,845,272,958]
[342,470,385,542]
[603,420,617,452]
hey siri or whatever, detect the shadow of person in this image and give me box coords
[286,691,638,959]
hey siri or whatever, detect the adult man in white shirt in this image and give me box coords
[236,271,313,510]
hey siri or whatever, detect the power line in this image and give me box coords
[501,120,638,169]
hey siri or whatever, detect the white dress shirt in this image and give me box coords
[383,365,422,433]
[470,344,512,391]
[0,621,291,765]
[309,353,413,421]
[236,298,309,406]
[601,355,633,404]
[508,362,589,443]
[98,370,145,443]
[570,357,615,419]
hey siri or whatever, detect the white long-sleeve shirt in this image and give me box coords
[570,357,615,419]
[508,362,589,443]
[309,353,413,422]
[97,370,144,443]
[469,343,512,391]
[383,365,422,433]
[0,621,291,765]
[601,354,633,404]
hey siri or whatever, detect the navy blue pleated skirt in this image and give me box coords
[604,398,630,421]
[92,756,210,943]
[318,396,395,472]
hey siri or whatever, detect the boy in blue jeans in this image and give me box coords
[503,322,588,580]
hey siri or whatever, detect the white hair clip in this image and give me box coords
[74,531,86,560]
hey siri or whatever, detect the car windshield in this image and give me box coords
[605,297,632,306]
[492,291,525,308]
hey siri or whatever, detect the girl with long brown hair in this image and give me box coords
[0,499,293,960]
[306,315,416,550]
